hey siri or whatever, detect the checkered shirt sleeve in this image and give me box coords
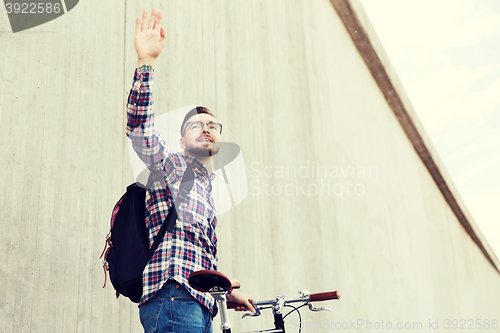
[126,69,219,315]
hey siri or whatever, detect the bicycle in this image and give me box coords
[189,270,340,333]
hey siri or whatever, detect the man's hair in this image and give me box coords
[180,106,216,136]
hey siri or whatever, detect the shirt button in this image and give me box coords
[171,297,175,301]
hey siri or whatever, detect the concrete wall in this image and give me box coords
[1,0,499,332]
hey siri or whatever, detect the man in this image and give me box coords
[126,8,254,333]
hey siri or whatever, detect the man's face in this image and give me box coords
[180,113,222,158]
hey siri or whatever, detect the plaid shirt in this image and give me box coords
[126,69,218,314]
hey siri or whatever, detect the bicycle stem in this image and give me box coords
[273,295,286,314]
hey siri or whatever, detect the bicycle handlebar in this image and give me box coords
[309,291,340,302]
[226,290,340,310]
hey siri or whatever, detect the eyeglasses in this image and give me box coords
[183,121,223,135]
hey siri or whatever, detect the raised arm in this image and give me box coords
[126,10,181,181]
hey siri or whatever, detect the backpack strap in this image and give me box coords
[166,164,195,232]
[148,164,195,257]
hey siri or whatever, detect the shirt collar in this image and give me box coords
[184,154,217,180]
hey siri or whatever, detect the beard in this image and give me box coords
[186,141,221,158]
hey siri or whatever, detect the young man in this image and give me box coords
[126,8,254,333]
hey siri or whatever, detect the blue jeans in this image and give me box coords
[139,280,213,333]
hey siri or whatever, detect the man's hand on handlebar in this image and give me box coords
[227,290,255,313]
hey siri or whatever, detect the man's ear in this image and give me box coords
[180,137,186,150]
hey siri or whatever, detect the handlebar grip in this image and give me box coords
[309,291,340,301]
[226,302,240,309]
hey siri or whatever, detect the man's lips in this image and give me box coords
[197,136,213,143]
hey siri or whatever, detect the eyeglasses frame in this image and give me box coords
[182,121,223,136]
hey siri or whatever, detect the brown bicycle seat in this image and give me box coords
[188,270,240,293]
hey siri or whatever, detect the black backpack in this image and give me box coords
[100,166,195,303]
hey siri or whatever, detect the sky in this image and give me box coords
[358,0,500,258]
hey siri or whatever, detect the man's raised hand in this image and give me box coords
[135,9,167,69]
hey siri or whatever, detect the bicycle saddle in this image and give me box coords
[188,270,240,293]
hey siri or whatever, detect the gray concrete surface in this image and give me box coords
[1,0,499,332]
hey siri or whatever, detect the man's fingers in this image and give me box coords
[148,8,157,30]
[246,299,255,312]
[240,299,254,312]
[137,9,162,33]
[135,17,141,35]
[141,10,148,31]
[159,27,167,46]
[154,10,163,31]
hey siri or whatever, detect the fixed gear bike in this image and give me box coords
[188,270,340,333]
